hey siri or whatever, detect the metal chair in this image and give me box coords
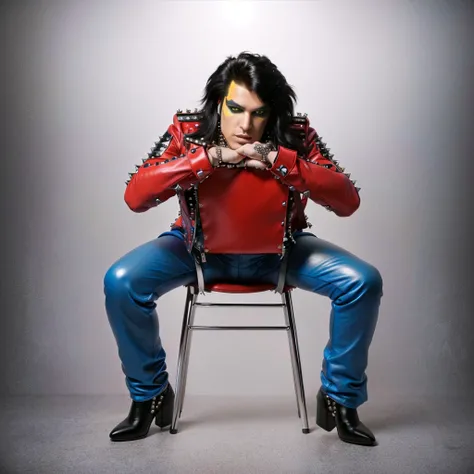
[170,282,310,434]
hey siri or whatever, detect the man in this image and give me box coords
[104,52,383,446]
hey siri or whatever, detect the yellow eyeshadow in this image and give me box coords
[222,99,232,117]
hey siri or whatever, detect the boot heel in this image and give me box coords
[316,390,336,432]
[155,387,175,428]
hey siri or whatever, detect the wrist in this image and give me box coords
[207,147,217,167]
[267,150,278,165]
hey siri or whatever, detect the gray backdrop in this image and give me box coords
[1,0,473,402]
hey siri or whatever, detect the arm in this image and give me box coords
[124,115,214,212]
[268,126,361,217]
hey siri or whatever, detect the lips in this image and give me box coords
[235,135,252,141]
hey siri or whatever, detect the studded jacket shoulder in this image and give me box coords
[124,109,361,229]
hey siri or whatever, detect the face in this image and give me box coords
[219,81,270,149]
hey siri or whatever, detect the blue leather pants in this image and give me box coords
[104,228,383,409]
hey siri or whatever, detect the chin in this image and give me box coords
[227,141,240,150]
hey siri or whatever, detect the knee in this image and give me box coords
[103,262,131,299]
[359,264,383,296]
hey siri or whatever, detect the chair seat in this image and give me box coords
[190,282,294,294]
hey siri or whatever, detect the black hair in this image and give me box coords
[185,51,311,156]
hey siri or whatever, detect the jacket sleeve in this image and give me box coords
[268,125,361,217]
[124,115,214,212]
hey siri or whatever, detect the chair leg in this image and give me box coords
[178,291,197,417]
[282,290,310,434]
[281,292,301,418]
[170,287,196,434]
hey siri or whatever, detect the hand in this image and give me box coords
[235,142,278,170]
[235,158,268,170]
[207,146,244,166]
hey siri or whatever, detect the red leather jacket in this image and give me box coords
[124,110,360,257]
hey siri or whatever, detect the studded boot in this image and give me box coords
[316,387,377,446]
[109,383,175,442]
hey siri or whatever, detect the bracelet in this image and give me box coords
[216,146,223,167]
[215,146,238,168]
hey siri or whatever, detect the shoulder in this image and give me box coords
[170,108,207,146]
[290,112,317,139]
[290,112,310,138]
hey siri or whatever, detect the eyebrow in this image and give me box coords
[225,98,268,113]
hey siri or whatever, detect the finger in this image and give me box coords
[245,159,267,170]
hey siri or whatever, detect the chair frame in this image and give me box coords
[170,285,310,434]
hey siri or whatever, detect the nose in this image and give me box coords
[240,112,252,133]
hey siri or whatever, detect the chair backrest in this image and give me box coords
[197,168,291,255]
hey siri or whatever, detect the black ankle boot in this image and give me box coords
[316,387,377,446]
[109,384,175,442]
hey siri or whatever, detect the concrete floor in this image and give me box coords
[0,393,473,474]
